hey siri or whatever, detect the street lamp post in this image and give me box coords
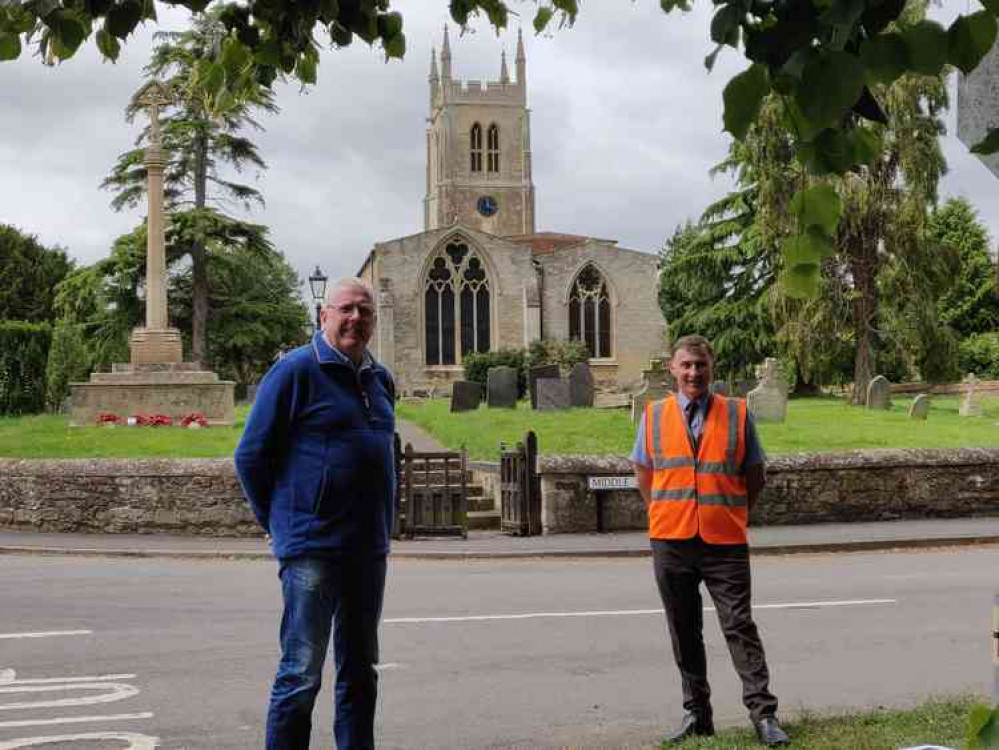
[308,265,328,334]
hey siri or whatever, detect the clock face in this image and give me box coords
[477,195,498,217]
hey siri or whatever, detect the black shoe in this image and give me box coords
[665,711,715,743]
[753,716,789,747]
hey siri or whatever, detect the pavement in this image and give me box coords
[1,516,998,560]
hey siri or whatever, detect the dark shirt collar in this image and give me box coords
[311,332,372,371]
[676,390,711,414]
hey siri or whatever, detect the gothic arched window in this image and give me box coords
[425,241,491,365]
[470,123,483,173]
[568,264,612,358]
[487,123,500,173]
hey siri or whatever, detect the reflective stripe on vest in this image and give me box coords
[645,394,748,544]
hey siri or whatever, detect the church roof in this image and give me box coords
[505,231,617,256]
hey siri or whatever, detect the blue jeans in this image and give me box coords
[266,555,387,750]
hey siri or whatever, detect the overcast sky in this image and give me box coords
[1,1,996,301]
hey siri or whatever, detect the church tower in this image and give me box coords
[424,26,536,237]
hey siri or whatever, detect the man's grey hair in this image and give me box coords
[670,334,715,363]
[324,277,375,307]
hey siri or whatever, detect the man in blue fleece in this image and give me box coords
[235,277,396,750]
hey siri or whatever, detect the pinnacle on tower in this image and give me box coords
[441,24,452,80]
[429,46,438,81]
[515,26,526,87]
[500,49,510,84]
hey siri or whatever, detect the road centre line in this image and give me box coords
[0,712,154,730]
[383,598,897,624]
[0,732,158,750]
[0,631,92,641]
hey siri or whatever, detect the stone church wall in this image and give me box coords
[538,241,665,390]
[372,228,534,394]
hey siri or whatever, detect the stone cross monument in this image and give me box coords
[129,81,183,364]
[69,81,234,426]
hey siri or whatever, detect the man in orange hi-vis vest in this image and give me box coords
[631,335,789,747]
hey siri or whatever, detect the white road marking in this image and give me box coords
[0,682,139,711]
[3,675,135,686]
[0,631,92,641]
[0,712,154,729]
[383,598,897,624]
[374,663,402,671]
[0,732,158,749]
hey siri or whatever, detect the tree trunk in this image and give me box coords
[191,128,209,367]
[849,243,879,405]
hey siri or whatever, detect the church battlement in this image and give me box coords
[429,25,528,112]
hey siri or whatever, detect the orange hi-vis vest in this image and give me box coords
[644,394,749,544]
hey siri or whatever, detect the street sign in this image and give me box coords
[587,475,637,491]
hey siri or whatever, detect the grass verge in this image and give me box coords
[660,696,977,749]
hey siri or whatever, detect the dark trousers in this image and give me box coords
[652,537,778,722]
[266,555,386,750]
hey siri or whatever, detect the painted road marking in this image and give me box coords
[2,675,135,686]
[0,682,140,711]
[383,598,897,624]
[0,732,158,749]
[0,632,91,641]
[0,713,154,730]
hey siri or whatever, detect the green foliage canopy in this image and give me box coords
[0,224,73,323]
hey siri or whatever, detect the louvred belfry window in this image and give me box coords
[487,124,499,173]
[470,123,483,172]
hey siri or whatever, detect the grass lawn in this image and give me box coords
[0,405,250,459]
[1,396,997,460]
[398,394,999,461]
[658,696,980,749]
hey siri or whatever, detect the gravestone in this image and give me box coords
[568,362,595,407]
[731,379,755,397]
[245,383,258,403]
[909,394,930,420]
[450,381,483,412]
[529,364,560,409]
[486,366,519,408]
[710,380,730,396]
[536,378,571,411]
[631,358,671,424]
[746,358,788,423]
[959,373,983,417]
[866,375,892,410]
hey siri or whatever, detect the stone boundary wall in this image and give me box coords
[889,380,999,395]
[538,448,999,534]
[2,449,999,536]
[0,459,259,536]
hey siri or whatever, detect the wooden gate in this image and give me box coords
[500,431,541,536]
[397,441,469,539]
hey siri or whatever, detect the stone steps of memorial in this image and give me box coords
[88,371,223,385]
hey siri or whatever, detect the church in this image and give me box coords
[359,27,665,394]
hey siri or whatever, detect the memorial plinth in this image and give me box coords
[69,81,234,426]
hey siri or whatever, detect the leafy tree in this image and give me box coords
[101,10,278,365]
[929,197,999,338]
[0,224,73,323]
[169,217,308,390]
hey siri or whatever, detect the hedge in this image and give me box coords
[0,320,52,416]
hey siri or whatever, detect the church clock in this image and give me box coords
[476,195,498,217]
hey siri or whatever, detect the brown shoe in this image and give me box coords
[665,711,715,743]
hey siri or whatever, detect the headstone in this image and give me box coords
[631,358,671,424]
[568,362,595,407]
[710,380,730,396]
[909,394,930,420]
[731,379,755,397]
[746,358,788,423]
[450,381,483,412]
[959,373,984,417]
[536,378,571,411]
[486,366,519,408]
[866,375,892,410]
[529,364,560,409]
[245,383,258,403]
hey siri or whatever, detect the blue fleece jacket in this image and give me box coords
[234,333,396,559]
